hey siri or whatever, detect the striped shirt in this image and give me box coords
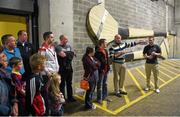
[109,41,136,64]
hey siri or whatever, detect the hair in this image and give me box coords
[48,73,61,97]
[59,34,65,41]
[85,46,94,55]
[114,34,119,38]
[82,46,94,61]
[148,36,154,39]
[98,38,106,46]
[1,34,13,45]
[17,30,26,36]
[30,53,46,70]
[9,57,22,68]
[43,31,53,40]
[0,46,3,53]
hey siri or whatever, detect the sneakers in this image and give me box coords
[144,87,150,91]
[155,89,160,93]
[97,100,103,104]
[85,104,96,110]
[120,90,127,95]
[115,93,122,97]
[91,104,96,109]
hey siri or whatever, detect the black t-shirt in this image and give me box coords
[143,44,161,64]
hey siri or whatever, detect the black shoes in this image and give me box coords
[68,97,77,102]
[115,93,122,97]
[120,90,127,95]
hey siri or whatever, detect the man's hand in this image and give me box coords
[144,54,153,59]
[115,51,126,58]
[58,51,66,57]
[137,40,148,45]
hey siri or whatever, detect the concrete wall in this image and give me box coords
[72,0,175,83]
[38,0,175,84]
[38,0,73,46]
[175,0,180,58]
[73,0,99,82]
[38,0,50,45]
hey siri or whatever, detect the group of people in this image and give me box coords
[0,31,76,116]
[82,34,162,109]
[0,30,162,115]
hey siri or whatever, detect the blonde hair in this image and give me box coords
[30,53,46,70]
[49,73,61,97]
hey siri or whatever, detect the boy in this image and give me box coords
[26,53,47,115]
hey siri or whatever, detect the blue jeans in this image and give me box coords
[97,73,108,101]
[85,70,98,108]
[0,105,10,115]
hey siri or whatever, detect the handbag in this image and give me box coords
[80,74,90,90]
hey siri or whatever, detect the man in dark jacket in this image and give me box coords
[55,34,76,102]
[16,30,34,79]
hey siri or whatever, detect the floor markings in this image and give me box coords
[75,60,180,115]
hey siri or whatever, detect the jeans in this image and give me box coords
[97,73,108,101]
[85,70,98,108]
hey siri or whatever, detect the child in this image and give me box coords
[48,73,65,116]
[26,53,46,116]
[9,57,26,115]
[0,51,18,116]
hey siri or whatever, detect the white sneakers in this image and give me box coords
[155,89,160,93]
[144,87,150,91]
[92,104,96,109]
[144,87,160,93]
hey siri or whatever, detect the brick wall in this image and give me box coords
[73,0,98,82]
[73,0,174,82]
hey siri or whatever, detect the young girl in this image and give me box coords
[9,57,26,115]
[48,73,65,116]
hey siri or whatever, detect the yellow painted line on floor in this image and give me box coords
[123,87,130,104]
[136,68,154,86]
[163,61,177,67]
[159,74,180,88]
[159,65,177,75]
[168,60,180,65]
[127,70,145,95]
[75,95,116,115]
[161,62,180,73]
[159,70,172,79]
[158,76,166,83]
[113,74,180,114]
[102,101,107,108]
[141,66,166,83]
[113,90,154,114]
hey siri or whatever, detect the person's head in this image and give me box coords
[0,52,8,68]
[49,73,61,95]
[17,30,28,43]
[59,35,68,45]
[30,53,46,73]
[85,47,94,57]
[148,36,155,46]
[9,57,23,71]
[43,31,54,45]
[114,34,122,44]
[1,34,16,49]
[98,38,107,48]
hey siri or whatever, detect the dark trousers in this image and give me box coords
[60,69,73,99]
[97,73,108,101]
[85,70,98,108]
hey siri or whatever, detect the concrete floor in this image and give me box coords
[64,60,180,116]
